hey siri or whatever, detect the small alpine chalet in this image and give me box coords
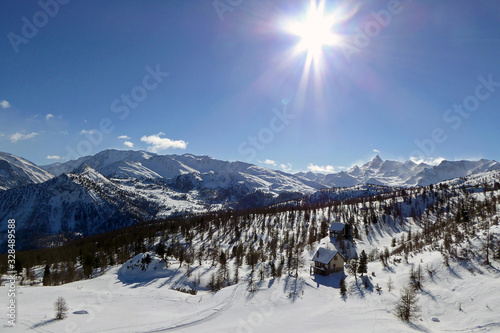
[329,222,346,238]
[310,247,345,275]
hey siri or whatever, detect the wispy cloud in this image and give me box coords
[307,163,336,173]
[123,141,134,148]
[45,113,54,120]
[140,132,187,153]
[46,155,62,160]
[0,100,11,109]
[118,135,131,140]
[10,132,39,143]
[373,149,380,153]
[80,129,95,135]
[410,156,445,166]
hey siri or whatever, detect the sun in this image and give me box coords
[285,0,341,60]
[278,0,354,109]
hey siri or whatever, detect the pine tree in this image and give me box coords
[394,285,420,322]
[383,247,390,265]
[156,242,165,258]
[42,264,51,286]
[358,250,367,276]
[82,253,94,279]
[350,259,358,279]
[54,297,69,320]
[233,266,239,284]
[339,277,347,298]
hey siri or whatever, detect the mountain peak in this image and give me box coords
[372,155,383,163]
[362,155,384,169]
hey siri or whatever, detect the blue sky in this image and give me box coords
[1,0,499,172]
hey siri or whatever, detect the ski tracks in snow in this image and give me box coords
[142,283,243,333]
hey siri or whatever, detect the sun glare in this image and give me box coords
[286,0,341,59]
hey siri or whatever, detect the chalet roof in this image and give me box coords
[312,247,339,265]
[329,222,345,232]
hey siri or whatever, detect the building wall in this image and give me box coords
[312,253,345,275]
[327,254,344,273]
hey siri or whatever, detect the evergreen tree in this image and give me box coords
[82,253,94,278]
[358,250,368,276]
[233,266,239,284]
[42,264,51,286]
[156,242,165,259]
[339,277,347,298]
[349,259,358,279]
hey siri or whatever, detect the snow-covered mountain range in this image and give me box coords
[296,155,500,187]
[41,149,321,194]
[1,149,499,248]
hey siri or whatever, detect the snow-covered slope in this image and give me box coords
[2,172,499,333]
[298,155,500,187]
[0,151,54,191]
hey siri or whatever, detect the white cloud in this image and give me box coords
[261,159,277,166]
[140,132,187,153]
[59,130,69,135]
[118,135,131,140]
[373,149,380,153]
[1,100,11,109]
[123,141,134,148]
[307,163,336,173]
[45,113,54,120]
[46,155,61,160]
[80,129,95,135]
[280,163,292,172]
[10,132,39,143]
[410,156,445,166]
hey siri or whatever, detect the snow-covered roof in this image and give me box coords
[329,222,345,232]
[312,247,339,265]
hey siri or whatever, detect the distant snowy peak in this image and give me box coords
[0,152,54,191]
[296,155,500,188]
[363,154,383,169]
[409,159,500,186]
